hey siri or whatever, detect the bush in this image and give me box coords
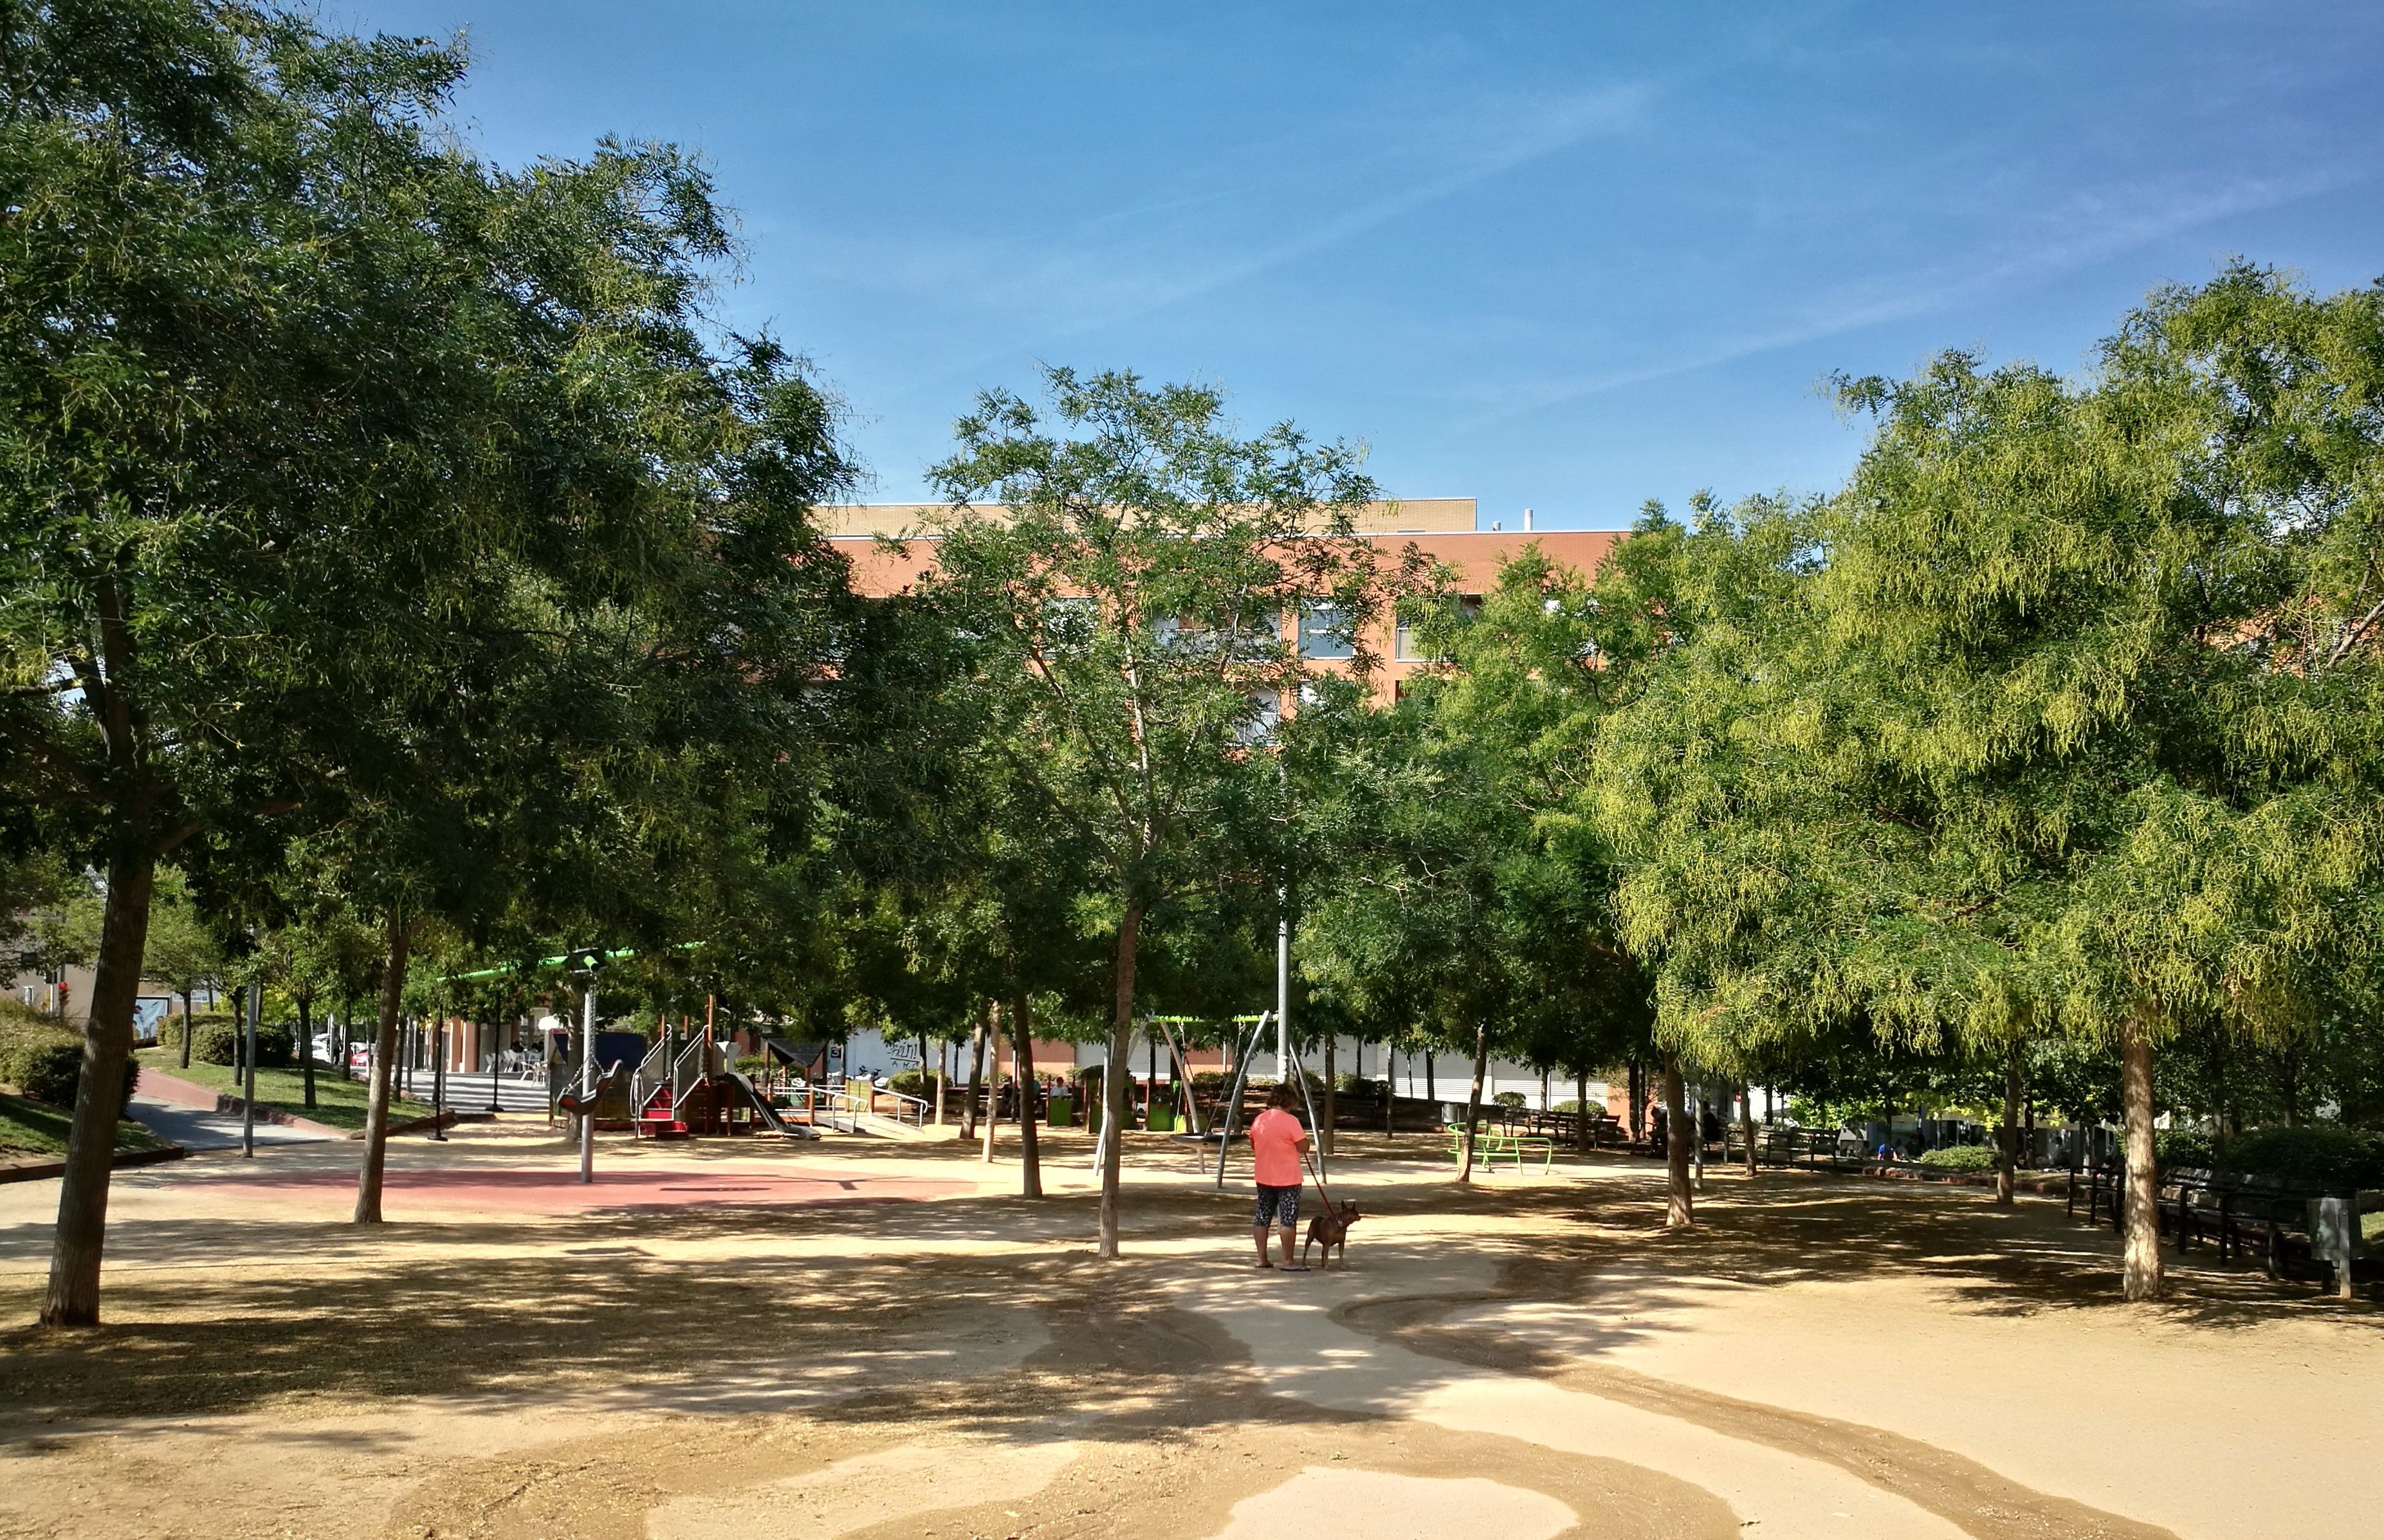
[1493,1090,1528,1110]
[1333,1072,1379,1095]
[0,1010,136,1112]
[732,1054,769,1079]
[5,1034,86,1106]
[1916,1144,1999,1172]
[888,1068,953,1098]
[192,1019,238,1065]
[2219,1126,2384,1189]
[192,1019,293,1068]
[2156,1129,2217,1169]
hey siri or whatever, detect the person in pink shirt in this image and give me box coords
[1247,1084,1312,1270]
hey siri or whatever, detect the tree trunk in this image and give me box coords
[1576,1068,1591,1153]
[1425,1050,1436,1105]
[178,989,194,1068]
[299,992,317,1110]
[1011,987,1042,1199]
[2280,1047,2303,1128]
[961,1004,988,1141]
[41,841,159,1327]
[1628,1059,1644,1144]
[1096,904,1142,1259]
[2120,1012,2162,1301]
[353,910,416,1225]
[933,1038,947,1126]
[1321,1034,1336,1157]
[1456,1021,1489,1184]
[1662,1057,1693,1230]
[1995,1041,2021,1208]
[1739,1081,1757,1177]
[1384,1049,1397,1135]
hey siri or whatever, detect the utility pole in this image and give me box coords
[578,979,596,1182]
[241,975,261,1158]
[430,998,447,1142]
[567,949,605,1184]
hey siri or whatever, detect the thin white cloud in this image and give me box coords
[1455,165,2364,430]
[773,82,1660,402]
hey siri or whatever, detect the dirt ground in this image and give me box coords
[0,1119,2375,1540]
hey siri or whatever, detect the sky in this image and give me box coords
[333,1,2384,529]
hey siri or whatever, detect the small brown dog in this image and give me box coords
[1301,1200,1362,1269]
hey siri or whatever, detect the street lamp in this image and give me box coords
[241,974,259,1159]
[566,949,605,1184]
[430,995,448,1143]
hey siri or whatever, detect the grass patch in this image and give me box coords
[0,1088,164,1159]
[135,1050,432,1132]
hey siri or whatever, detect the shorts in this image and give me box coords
[1253,1183,1301,1228]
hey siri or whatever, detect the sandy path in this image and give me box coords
[1164,1249,1972,1540]
[1440,1222,2384,1540]
[0,1123,2374,1539]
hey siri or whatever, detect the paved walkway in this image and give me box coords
[122,1093,334,1153]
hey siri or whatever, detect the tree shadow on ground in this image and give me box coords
[1,1153,2372,1438]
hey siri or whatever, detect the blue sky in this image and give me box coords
[336,1,2384,528]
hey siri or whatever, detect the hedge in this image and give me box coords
[0,1007,137,1112]
[2217,1126,2384,1189]
[2158,1124,2384,1187]
[1916,1144,1999,1173]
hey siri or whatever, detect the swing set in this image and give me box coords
[1138,1011,1345,1219]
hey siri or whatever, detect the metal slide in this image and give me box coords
[721,1071,819,1140]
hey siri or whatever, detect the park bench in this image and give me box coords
[1446,1121,1554,1174]
[2071,1162,2374,1292]
[1722,1123,1846,1169]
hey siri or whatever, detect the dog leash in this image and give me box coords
[1302,1143,1344,1220]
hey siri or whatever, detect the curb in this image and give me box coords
[208,1095,346,1139]
[0,1143,189,1186]
[140,1067,346,1135]
[143,1067,456,1139]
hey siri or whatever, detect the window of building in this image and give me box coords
[1299,605,1355,660]
[1236,689,1281,745]
[1395,595,1478,661]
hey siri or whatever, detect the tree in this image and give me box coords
[1,1,857,1317]
[141,870,221,1068]
[1594,268,2384,1298]
[923,369,1391,1256]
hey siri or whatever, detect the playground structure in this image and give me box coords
[619,1031,814,1141]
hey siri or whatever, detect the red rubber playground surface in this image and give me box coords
[170,1164,977,1217]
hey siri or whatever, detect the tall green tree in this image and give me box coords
[1595,269,2384,1298]
[1,1,856,1317]
[923,369,1390,1256]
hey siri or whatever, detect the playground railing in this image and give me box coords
[627,1038,670,1119]
[818,1077,930,1129]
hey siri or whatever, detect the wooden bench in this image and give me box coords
[1447,1122,1554,1173]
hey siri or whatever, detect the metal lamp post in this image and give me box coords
[241,976,260,1159]
[430,999,447,1142]
[569,951,603,1184]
